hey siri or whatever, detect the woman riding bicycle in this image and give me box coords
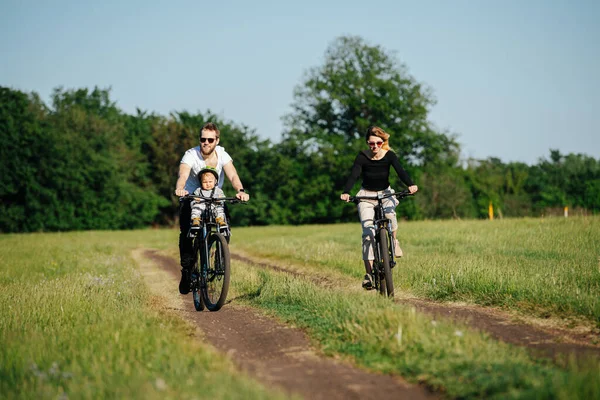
[340,126,418,290]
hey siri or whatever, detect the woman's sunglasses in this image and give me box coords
[368,141,383,147]
[200,137,216,143]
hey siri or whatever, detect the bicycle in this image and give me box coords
[349,189,413,298]
[181,195,243,311]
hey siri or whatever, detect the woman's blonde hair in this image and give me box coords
[365,126,391,150]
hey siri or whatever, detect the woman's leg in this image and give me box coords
[357,189,377,286]
[363,260,373,275]
[383,190,402,257]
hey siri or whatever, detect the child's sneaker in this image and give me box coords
[215,216,226,226]
[188,218,201,237]
[394,239,403,258]
[362,274,374,290]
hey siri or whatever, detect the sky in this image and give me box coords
[1,0,599,165]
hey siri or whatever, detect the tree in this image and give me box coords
[284,35,459,166]
[0,87,51,231]
[527,150,600,214]
[0,86,168,232]
[280,35,460,222]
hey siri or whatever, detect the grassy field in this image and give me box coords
[230,216,600,328]
[1,216,599,399]
[0,231,287,400]
[225,256,600,399]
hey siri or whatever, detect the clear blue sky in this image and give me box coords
[2,0,598,164]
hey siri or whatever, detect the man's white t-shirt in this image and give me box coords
[181,145,233,192]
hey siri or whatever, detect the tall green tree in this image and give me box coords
[0,86,167,232]
[284,35,459,164]
[0,88,51,231]
[280,35,460,222]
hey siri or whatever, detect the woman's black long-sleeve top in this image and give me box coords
[342,150,414,194]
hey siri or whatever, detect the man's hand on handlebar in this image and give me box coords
[175,188,189,197]
[340,193,351,202]
[236,191,250,202]
[408,185,418,194]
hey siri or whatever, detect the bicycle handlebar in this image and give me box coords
[349,189,413,203]
[179,195,245,204]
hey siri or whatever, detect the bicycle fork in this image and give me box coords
[374,218,396,268]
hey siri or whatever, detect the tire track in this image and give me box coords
[140,249,435,400]
[230,253,600,361]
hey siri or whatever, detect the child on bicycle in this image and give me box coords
[189,167,227,234]
[340,126,418,290]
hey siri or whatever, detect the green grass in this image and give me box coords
[0,231,286,399]
[226,258,600,399]
[2,217,599,399]
[230,216,600,326]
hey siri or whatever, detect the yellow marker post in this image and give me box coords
[488,202,494,220]
[564,206,568,218]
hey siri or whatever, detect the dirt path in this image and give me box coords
[229,253,600,361]
[139,249,434,400]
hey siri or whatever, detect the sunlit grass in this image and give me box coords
[231,216,600,326]
[0,231,285,399]
[2,217,599,399]
[227,258,600,399]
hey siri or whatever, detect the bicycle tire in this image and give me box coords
[201,232,230,311]
[370,232,382,293]
[379,229,394,297]
[372,231,385,295]
[192,280,205,311]
[191,241,205,311]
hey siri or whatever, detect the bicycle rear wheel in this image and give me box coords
[379,229,394,297]
[201,232,230,311]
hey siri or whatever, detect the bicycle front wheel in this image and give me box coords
[379,229,394,297]
[201,232,231,311]
[191,240,205,311]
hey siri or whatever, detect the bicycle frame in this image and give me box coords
[192,199,229,258]
[350,189,412,296]
[188,195,236,272]
[376,205,395,266]
[181,194,241,311]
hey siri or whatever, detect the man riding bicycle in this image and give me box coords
[340,126,418,289]
[174,122,249,295]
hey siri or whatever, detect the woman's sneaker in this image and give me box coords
[394,240,403,258]
[362,274,374,290]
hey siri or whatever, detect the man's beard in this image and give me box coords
[201,146,215,156]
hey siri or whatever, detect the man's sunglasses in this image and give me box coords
[368,141,383,147]
[200,137,216,143]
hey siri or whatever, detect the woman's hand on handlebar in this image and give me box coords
[175,188,189,197]
[408,185,418,194]
[340,193,351,202]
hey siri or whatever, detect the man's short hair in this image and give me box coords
[201,122,220,138]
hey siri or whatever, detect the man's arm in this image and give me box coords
[223,161,249,201]
[175,163,192,196]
